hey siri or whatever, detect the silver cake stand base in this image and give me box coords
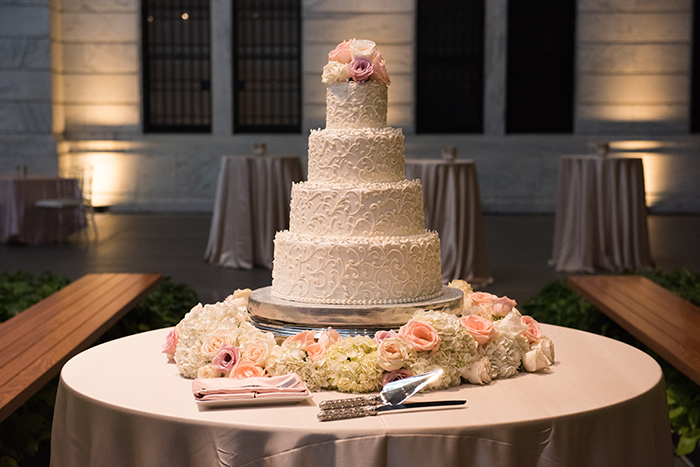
[248,286,463,339]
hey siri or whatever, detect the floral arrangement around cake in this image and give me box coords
[162,280,555,393]
[321,38,391,85]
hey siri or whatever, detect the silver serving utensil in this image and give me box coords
[318,368,444,411]
[317,399,466,421]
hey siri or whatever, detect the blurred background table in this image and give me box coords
[0,176,82,245]
[51,324,672,467]
[550,155,653,273]
[405,159,492,287]
[205,155,304,269]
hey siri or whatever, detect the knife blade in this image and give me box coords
[317,399,466,421]
[318,369,444,410]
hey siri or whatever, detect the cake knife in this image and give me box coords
[317,399,466,421]
[318,369,443,410]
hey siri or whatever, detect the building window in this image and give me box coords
[506,0,575,133]
[416,0,485,133]
[233,0,301,133]
[691,0,700,133]
[142,0,211,133]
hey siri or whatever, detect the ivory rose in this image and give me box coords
[382,369,413,386]
[226,288,252,312]
[161,328,178,361]
[492,296,517,317]
[460,315,495,346]
[523,346,551,372]
[377,337,410,371]
[399,319,441,352]
[321,61,350,84]
[349,57,374,82]
[230,361,266,379]
[211,343,240,373]
[240,338,273,367]
[200,329,236,358]
[374,329,399,344]
[521,316,543,344]
[350,39,377,60]
[535,336,555,364]
[197,364,222,379]
[463,357,492,385]
[328,39,354,63]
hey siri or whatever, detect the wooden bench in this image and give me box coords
[0,272,162,423]
[567,274,700,386]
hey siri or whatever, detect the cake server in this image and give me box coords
[318,368,443,410]
[317,399,466,421]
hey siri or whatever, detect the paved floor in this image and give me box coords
[2,212,699,307]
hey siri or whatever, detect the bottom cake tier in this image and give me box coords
[271,230,443,305]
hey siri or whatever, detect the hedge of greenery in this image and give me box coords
[0,271,199,467]
[521,267,700,458]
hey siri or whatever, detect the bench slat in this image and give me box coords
[0,273,162,423]
[567,275,700,386]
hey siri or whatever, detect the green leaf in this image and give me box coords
[669,406,687,420]
[677,435,699,456]
[689,407,700,429]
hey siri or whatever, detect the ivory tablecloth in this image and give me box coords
[204,155,304,269]
[550,155,653,273]
[405,159,492,287]
[0,176,82,245]
[50,324,672,467]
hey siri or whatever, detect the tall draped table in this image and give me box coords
[405,159,492,287]
[204,155,304,269]
[0,176,82,245]
[50,324,673,467]
[550,155,653,273]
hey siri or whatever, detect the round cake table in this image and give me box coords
[50,324,673,467]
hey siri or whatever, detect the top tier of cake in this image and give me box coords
[326,81,387,129]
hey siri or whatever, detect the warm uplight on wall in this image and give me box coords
[607,140,671,207]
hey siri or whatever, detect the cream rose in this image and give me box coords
[535,336,555,364]
[328,39,354,63]
[350,39,376,60]
[463,357,492,385]
[523,346,551,372]
[197,364,222,379]
[230,361,266,379]
[318,328,341,348]
[321,61,350,84]
[460,315,495,346]
[377,337,410,371]
[399,319,441,352]
[200,329,236,358]
[492,296,517,317]
[240,338,273,367]
[521,316,543,344]
[161,328,178,361]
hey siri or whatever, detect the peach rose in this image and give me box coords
[230,361,266,379]
[318,328,342,348]
[521,316,543,343]
[377,337,410,371]
[469,292,495,306]
[161,328,178,361]
[211,343,240,374]
[286,330,316,349]
[492,296,517,317]
[399,319,441,352]
[305,342,326,362]
[369,50,390,85]
[460,315,495,346]
[328,39,354,63]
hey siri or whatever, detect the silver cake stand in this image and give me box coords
[249,286,463,339]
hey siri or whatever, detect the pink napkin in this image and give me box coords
[192,373,310,401]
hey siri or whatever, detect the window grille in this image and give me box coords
[142,0,211,133]
[416,0,485,134]
[506,0,575,133]
[233,0,301,133]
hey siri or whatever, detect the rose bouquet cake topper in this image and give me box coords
[322,39,391,85]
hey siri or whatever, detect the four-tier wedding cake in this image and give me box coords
[271,39,443,305]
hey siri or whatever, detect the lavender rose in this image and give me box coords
[349,57,374,82]
[382,369,413,386]
[211,343,240,374]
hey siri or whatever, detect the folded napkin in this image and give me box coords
[192,373,310,402]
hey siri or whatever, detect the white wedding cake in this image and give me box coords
[271,39,443,305]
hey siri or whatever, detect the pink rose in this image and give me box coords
[349,57,374,82]
[492,296,517,317]
[469,291,495,306]
[211,343,240,373]
[374,329,399,344]
[306,342,326,361]
[161,328,178,360]
[318,328,341,348]
[382,369,413,386]
[286,330,316,349]
[369,50,390,85]
[230,361,266,379]
[460,315,495,346]
[399,319,441,352]
[328,39,354,63]
[521,316,543,343]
